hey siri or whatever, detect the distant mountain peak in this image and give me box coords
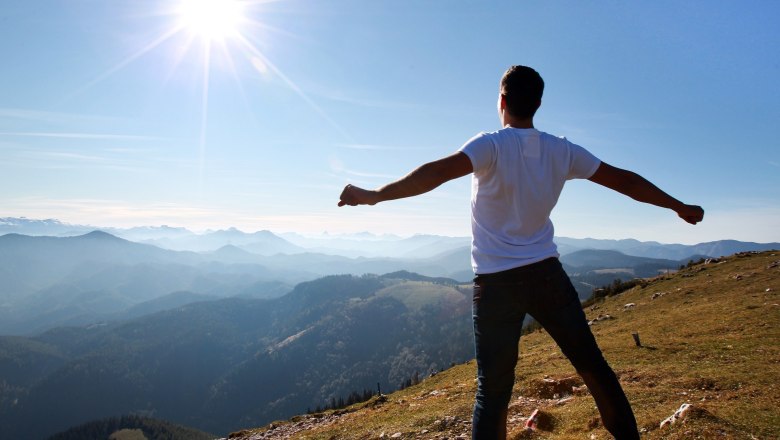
[212,244,253,255]
[80,230,123,240]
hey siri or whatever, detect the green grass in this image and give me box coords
[375,281,466,311]
[231,251,780,439]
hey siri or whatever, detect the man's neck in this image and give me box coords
[502,115,534,129]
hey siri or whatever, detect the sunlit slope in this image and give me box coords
[227,251,779,440]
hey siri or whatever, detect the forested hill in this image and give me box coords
[47,415,214,440]
[225,251,780,440]
[0,272,474,439]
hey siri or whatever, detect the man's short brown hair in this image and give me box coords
[500,66,544,119]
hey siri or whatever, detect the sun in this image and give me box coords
[177,0,245,41]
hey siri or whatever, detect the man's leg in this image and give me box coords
[530,263,639,440]
[472,278,526,440]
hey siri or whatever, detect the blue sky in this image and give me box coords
[1,0,778,244]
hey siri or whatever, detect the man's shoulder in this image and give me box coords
[464,128,576,150]
[536,129,568,143]
[493,127,562,139]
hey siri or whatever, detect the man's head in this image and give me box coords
[499,65,544,120]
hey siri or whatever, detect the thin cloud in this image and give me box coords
[325,94,421,110]
[25,151,110,163]
[1,198,370,234]
[324,172,375,188]
[3,197,224,227]
[103,147,159,154]
[334,143,435,151]
[305,85,425,110]
[341,168,399,179]
[328,155,399,180]
[0,108,123,124]
[327,164,398,180]
[10,147,174,173]
[19,152,152,173]
[0,131,164,141]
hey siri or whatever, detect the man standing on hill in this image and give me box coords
[337,65,704,439]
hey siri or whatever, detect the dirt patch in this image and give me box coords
[617,369,663,387]
[671,376,722,392]
[522,376,583,399]
[689,377,720,391]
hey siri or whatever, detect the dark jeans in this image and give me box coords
[471,257,639,440]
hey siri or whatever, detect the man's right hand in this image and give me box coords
[338,184,379,207]
[677,204,704,224]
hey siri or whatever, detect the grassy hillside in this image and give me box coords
[226,250,779,440]
[375,281,467,311]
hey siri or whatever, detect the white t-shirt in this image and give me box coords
[458,127,601,274]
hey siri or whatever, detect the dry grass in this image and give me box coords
[230,251,780,440]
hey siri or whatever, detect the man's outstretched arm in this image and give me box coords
[338,152,473,207]
[588,162,704,224]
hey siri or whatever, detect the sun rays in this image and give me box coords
[64,0,352,188]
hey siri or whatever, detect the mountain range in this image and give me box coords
[1,218,778,335]
[3,216,778,260]
[0,231,473,334]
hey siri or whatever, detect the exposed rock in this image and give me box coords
[431,416,464,432]
[365,394,388,408]
[572,384,589,395]
[651,291,667,300]
[224,410,355,439]
[623,303,636,309]
[524,408,540,430]
[588,313,614,326]
[523,408,555,431]
[659,402,725,431]
[660,403,692,427]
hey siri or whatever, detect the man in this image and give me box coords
[338,65,704,439]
